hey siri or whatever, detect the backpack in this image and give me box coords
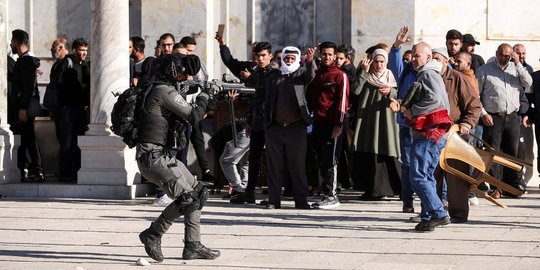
[44,57,72,110]
[110,84,153,148]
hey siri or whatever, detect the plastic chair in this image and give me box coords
[439,125,530,208]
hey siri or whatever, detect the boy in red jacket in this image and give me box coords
[306,41,349,209]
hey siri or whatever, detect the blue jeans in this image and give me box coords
[410,137,448,221]
[399,127,414,206]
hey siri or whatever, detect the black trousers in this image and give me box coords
[312,123,343,197]
[190,120,210,171]
[246,129,265,192]
[14,116,42,175]
[482,112,521,186]
[58,106,88,180]
[518,124,534,185]
[265,123,309,205]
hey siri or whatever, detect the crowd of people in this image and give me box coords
[6,25,540,253]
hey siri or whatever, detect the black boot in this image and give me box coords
[139,226,164,262]
[182,241,221,260]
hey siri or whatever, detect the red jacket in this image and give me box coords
[306,64,349,126]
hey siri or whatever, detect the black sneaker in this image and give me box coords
[414,216,450,232]
[139,227,164,262]
[478,182,490,191]
[230,190,255,204]
[182,241,221,260]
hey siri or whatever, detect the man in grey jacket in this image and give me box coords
[391,42,451,232]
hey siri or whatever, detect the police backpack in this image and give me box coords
[110,84,152,148]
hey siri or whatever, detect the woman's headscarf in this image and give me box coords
[366,48,397,88]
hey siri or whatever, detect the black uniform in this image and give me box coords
[136,82,209,241]
[135,53,220,262]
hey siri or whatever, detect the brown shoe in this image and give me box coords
[402,205,415,213]
[490,189,502,199]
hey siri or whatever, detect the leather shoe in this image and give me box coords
[402,204,415,213]
[230,190,256,204]
[489,189,502,199]
[415,215,450,232]
[295,201,311,209]
[450,217,468,223]
[263,203,281,209]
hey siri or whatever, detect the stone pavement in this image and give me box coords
[0,180,539,270]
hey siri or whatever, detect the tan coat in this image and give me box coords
[441,68,482,129]
[461,69,479,96]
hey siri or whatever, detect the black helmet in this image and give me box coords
[157,53,201,82]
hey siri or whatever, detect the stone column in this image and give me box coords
[0,0,20,183]
[77,0,144,198]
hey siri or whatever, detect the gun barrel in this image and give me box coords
[235,87,256,94]
[218,82,255,94]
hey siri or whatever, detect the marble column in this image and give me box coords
[0,0,20,183]
[78,0,142,198]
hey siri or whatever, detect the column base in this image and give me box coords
[0,126,20,184]
[77,133,142,199]
[0,182,154,199]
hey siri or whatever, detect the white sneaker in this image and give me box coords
[407,214,421,223]
[468,196,479,206]
[311,195,340,209]
[153,194,174,207]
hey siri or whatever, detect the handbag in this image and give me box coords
[43,81,58,110]
[27,96,41,117]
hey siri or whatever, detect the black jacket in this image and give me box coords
[57,55,90,108]
[245,66,278,131]
[341,62,358,91]
[219,44,254,79]
[264,61,315,129]
[12,51,40,110]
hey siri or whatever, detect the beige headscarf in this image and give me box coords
[367,49,397,88]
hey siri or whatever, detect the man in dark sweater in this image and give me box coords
[56,38,91,182]
[10,29,43,182]
[216,40,277,204]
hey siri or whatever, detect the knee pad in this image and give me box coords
[174,192,199,214]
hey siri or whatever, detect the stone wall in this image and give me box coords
[7,0,540,77]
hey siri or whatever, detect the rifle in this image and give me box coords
[178,77,255,148]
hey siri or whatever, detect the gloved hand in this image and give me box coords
[206,96,218,112]
[199,86,213,100]
[193,182,209,210]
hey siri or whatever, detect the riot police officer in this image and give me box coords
[136,53,220,262]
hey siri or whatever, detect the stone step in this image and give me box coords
[0,183,154,199]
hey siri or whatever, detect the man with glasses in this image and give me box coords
[476,43,532,198]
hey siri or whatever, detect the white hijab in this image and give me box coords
[367,49,397,88]
[280,46,301,75]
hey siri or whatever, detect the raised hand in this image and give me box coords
[359,58,372,72]
[305,47,315,62]
[394,26,410,48]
